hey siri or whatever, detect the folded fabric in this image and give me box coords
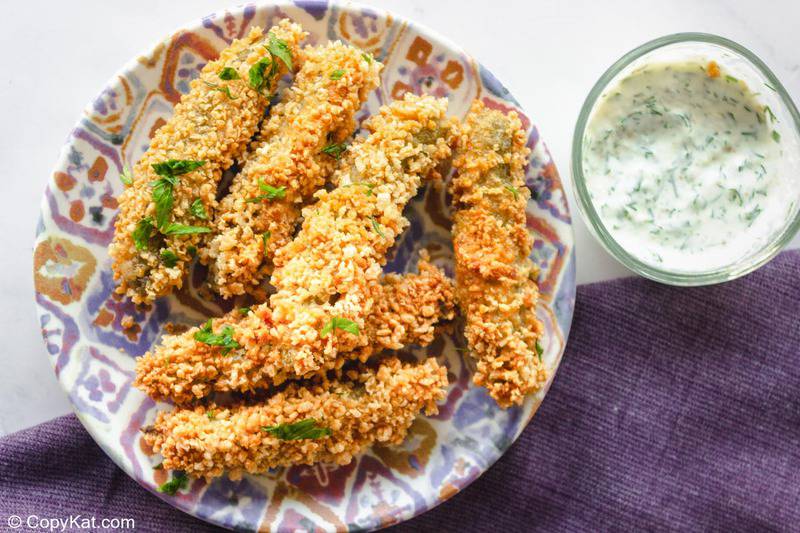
[2,250,798,532]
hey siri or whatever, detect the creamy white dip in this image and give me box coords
[582,61,793,272]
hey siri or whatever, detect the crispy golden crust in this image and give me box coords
[134,256,454,403]
[109,21,306,304]
[451,100,547,408]
[135,94,454,400]
[143,357,447,479]
[204,42,383,298]
[265,94,455,373]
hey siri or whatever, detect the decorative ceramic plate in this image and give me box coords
[33,1,575,530]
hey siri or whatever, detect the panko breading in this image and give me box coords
[204,42,383,298]
[143,357,448,480]
[451,100,547,408]
[135,256,454,403]
[109,21,306,304]
[266,94,455,374]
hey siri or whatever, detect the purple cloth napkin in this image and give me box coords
[3,250,799,532]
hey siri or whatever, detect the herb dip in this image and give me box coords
[582,61,793,272]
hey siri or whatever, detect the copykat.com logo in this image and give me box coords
[6,514,135,531]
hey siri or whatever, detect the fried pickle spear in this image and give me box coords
[110,21,306,304]
[266,93,455,372]
[451,100,547,408]
[143,357,448,479]
[203,42,383,298]
[135,256,454,403]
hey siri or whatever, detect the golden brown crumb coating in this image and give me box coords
[134,255,454,403]
[143,357,448,479]
[109,21,306,304]
[204,42,383,298]
[451,100,547,408]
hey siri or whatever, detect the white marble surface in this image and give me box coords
[1,0,798,436]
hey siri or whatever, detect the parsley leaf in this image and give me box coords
[190,198,208,220]
[262,231,271,256]
[120,166,133,186]
[330,69,345,80]
[206,409,215,420]
[187,245,197,257]
[218,67,240,80]
[249,56,274,95]
[161,249,178,268]
[361,52,373,64]
[151,177,176,230]
[239,307,252,315]
[150,160,205,229]
[133,217,155,251]
[320,317,360,338]
[369,216,385,238]
[772,130,781,143]
[267,33,293,71]
[194,319,240,354]
[535,339,544,362]
[505,184,520,200]
[247,181,286,203]
[161,223,211,236]
[152,160,205,178]
[262,418,331,440]
[320,142,348,159]
[157,471,189,496]
[203,80,237,100]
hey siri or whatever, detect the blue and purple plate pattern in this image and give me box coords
[33,2,575,531]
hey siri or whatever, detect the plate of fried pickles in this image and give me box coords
[33,2,575,530]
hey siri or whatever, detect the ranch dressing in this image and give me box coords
[582,61,793,272]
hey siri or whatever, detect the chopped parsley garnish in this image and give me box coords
[248,56,274,94]
[160,249,178,267]
[267,34,293,71]
[152,159,205,178]
[133,217,155,251]
[369,216,385,238]
[724,74,738,83]
[247,181,286,203]
[330,69,345,80]
[190,198,208,220]
[361,52,373,64]
[157,471,189,496]
[218,67,240,80]
[261,418,331,440]
[206,409,215,420]
[153,463,163,470]
[203,80,237,100]
[320,142,348,159]
[161,223,211,236]
[248,33,293,95]
[772,130,781,143]
[150,160,205,229]
[194,319,240,354]
[504,185,520,200]
[320,317,359,338]
[238,306,252,315]
[535,340,544,362]
[262,231,271,256]
[120,166,133,186]
[150,175,177,230]
[187,245,197,257]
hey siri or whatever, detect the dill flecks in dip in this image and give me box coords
[582,61,793,272]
